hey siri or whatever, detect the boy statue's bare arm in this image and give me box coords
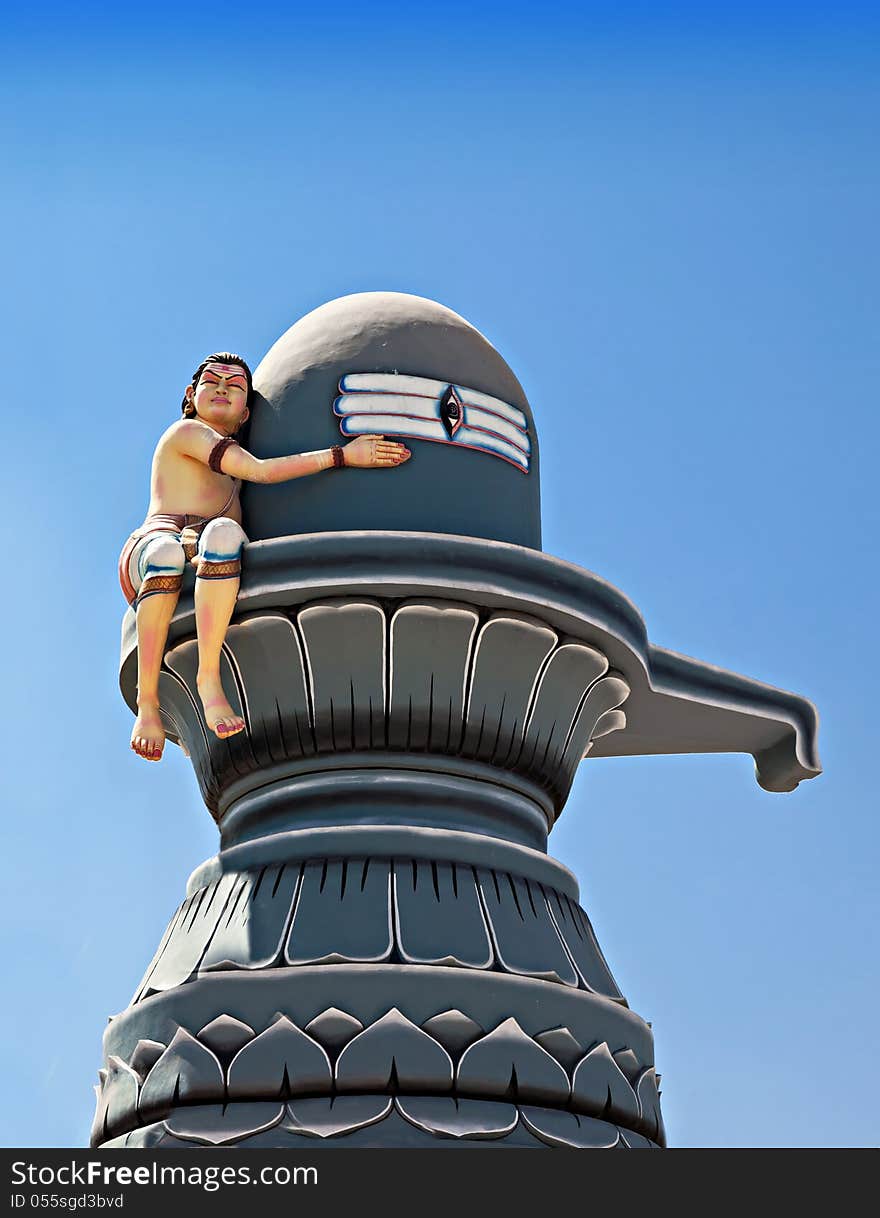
[172,418,411,481]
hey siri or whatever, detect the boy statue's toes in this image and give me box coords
[131,708,165,761]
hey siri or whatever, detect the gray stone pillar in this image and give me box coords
[97,293,820,1148]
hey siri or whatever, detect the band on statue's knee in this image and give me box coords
[136,573,184,604]
[196,558,242,580]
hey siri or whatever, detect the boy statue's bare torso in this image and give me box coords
[123,354,411,762]
[146,422,245,526]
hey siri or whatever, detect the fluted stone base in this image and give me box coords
[105,549,671,1150]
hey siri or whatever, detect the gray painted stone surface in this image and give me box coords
[102,292,821,1149]
[242,292,541,547]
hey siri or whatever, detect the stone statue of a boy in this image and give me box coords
[119,352,411,761]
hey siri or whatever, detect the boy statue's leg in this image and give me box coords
[193,517,248,740]
[130,535,186,760]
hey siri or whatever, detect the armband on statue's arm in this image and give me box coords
[208,436,240,474]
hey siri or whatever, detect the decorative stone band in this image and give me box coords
[334,373,531,472]
[218,770,554,853]
[102,1104,661,1149]
[154,600,629,822]
[91,1008,664,1148]
[186,825,582,900]
[129,858,623,1005]
[122,533,821,794]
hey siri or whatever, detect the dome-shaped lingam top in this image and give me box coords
[242,291,541,547]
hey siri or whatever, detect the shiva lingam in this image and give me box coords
[96,292,820,1148]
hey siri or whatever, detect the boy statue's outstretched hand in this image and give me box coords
[341,433,412,468]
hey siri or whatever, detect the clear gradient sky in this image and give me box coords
[2,2,877,1148]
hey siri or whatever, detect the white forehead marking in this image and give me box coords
[334,372,530,472]
[204,364,246,375]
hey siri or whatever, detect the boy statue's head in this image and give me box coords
[181,352,255,436]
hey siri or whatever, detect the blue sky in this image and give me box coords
[2,2,877,1148]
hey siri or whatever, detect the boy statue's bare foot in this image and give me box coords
[197,673,246,740]
[131,702,165,761]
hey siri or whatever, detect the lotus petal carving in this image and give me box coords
[304,1008,364,1053]
[164,1103,285,1145]
[127,1040,165,1080]
[138,1028,224,1118]
[457,1017,570,1104]
[285,1096,393,1138]
[519,1106,621,1149]
[420,1010,484,1056]
[90,1056,140,1146]
[335,1009,453,1093]
[395,1096,518,1139]
[571,1042,640,1124]
[227,1015,332,1098]
[636,1067,665,1144]
[197,1015,254,1059]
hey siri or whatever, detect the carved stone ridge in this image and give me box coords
[120,533,821,794]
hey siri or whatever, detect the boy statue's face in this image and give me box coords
[187,361,250,433]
